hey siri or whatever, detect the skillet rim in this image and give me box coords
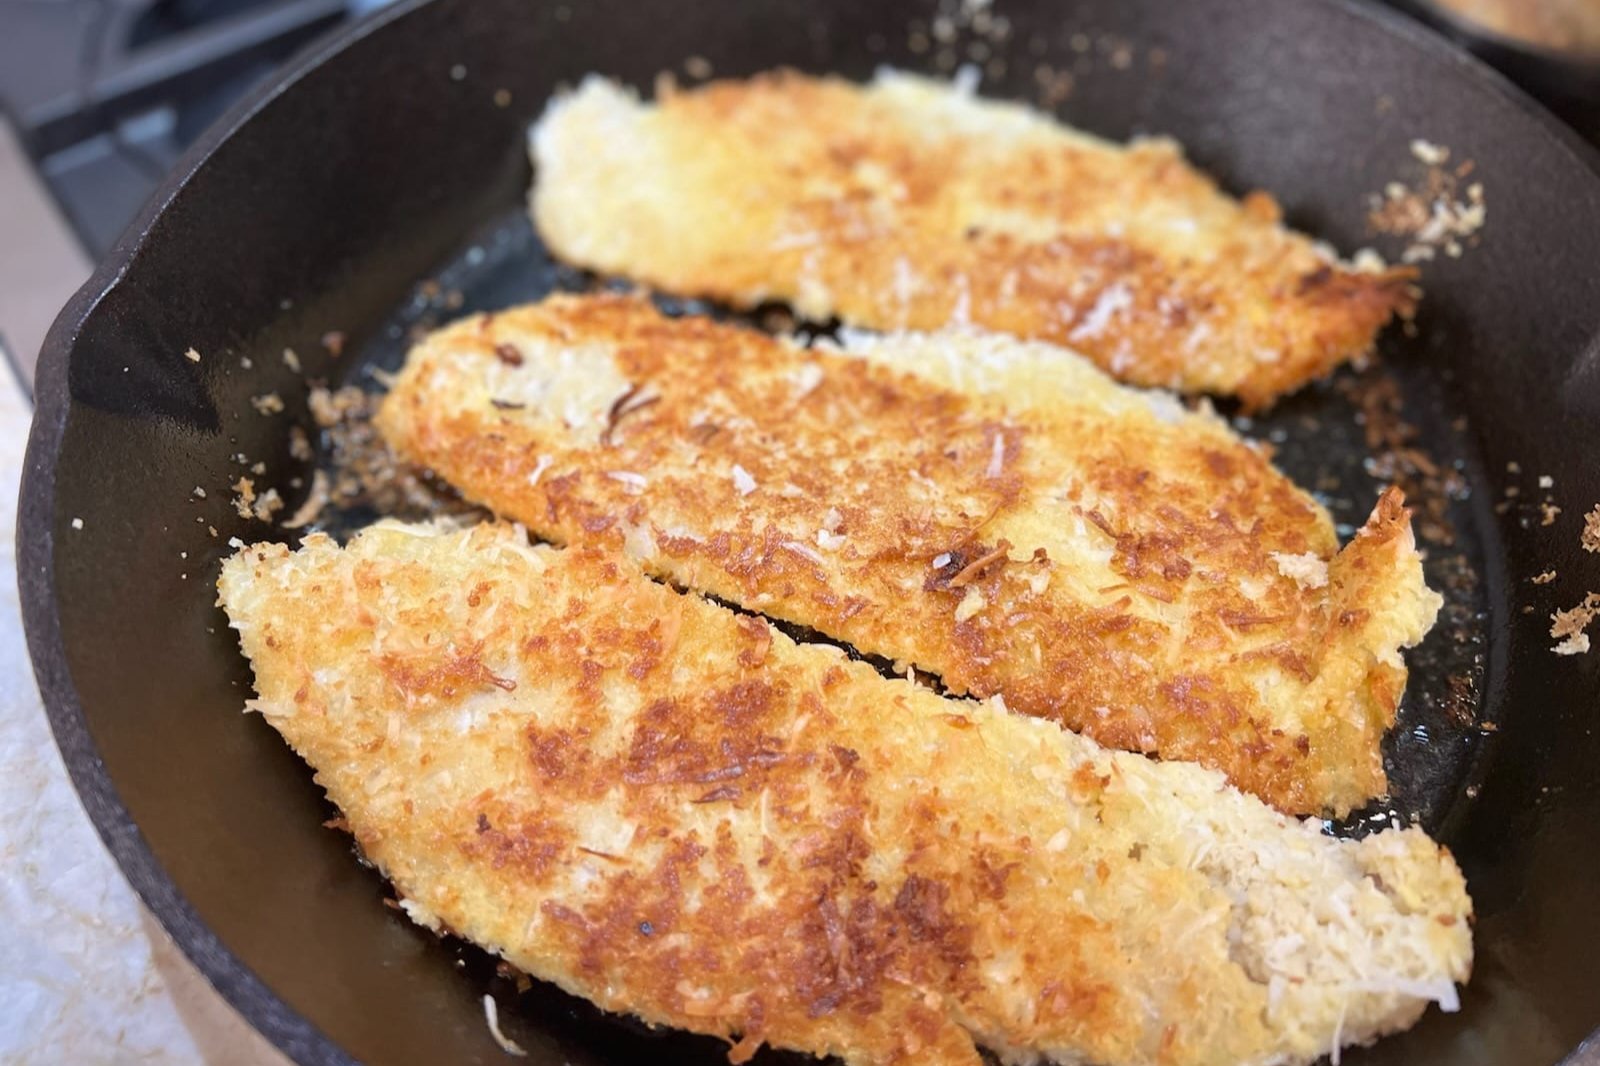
[15,0,1600,1062]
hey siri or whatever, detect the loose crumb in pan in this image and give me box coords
[1032,63,1075,107]
[1337,368,1463,546]
[251,392,285,416]
[494,960,533,992]
[281,469,332,529]
[1441,673,1477,727]
[1551,593,1600,656]
[906,0,1019,82]
[222,475,283,523]
[184,347,201,363]
[481,995,527,1057]
[307,385,480,522]
[1368,147,1485,264]
[1544,505,1600,656]
[232,477,256,519]
[253,487,285,523]
[1410,139,1449,166]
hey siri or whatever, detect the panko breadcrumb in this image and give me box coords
[219,521,1472,1066]
[250,392,285,416]
[530,69,1417,406]
[377,295,1442,815]
[1552,592,1600,656]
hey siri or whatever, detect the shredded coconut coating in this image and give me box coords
[377,295,1441,816]
[219,522,1471,1066]
[530,70,1417,407]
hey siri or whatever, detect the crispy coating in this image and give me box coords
[530,70,1417,407]
[219,522,1471,1066]
[376,295,1441,816]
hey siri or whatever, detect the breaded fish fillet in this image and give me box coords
[530,70,1416,407]
[219,522,1471,1066]
[376,295,1441,816]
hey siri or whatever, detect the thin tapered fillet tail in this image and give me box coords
[529,69,1417,407]
[219,521,1471,1066]
[375,294,1441,816]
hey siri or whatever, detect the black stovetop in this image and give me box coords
[0,0,352,257]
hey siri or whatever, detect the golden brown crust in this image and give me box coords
[375,295,1441,815]
[530,70,1417,407]
[219,523,1471,1066]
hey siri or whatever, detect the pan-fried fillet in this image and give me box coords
[218,521,1471,1066]
[376,295,1441,816]
[529,70,1417,407]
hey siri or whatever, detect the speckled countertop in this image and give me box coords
[0,371,291,1065]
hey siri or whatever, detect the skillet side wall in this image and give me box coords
[18,0,1600,1063]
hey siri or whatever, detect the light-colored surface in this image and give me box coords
[0,118,90,389]
[0,362,290,1063]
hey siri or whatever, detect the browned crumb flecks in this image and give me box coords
[376,294,1443,816]
[218,522,1472,1066]
[1337,367,1464,547]
[1552,593,1600,656]
[307,384,479,522]
[1367,143,1486,265]
[531,70,1416,407]
[1539,506,1600,656]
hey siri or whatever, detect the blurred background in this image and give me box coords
[0,0,1597,392]
[0,0,399,394]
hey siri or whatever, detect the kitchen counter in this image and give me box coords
[0,367,290,1065]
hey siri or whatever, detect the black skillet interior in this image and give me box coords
[18,0,1600,1063]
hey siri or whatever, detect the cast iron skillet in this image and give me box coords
[18,0,1600,1062]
